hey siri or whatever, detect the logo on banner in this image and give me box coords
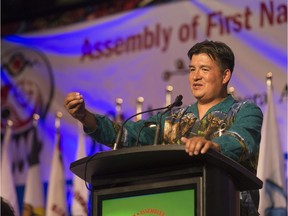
[1,47,54,173]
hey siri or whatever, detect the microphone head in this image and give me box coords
[174,95,183,107]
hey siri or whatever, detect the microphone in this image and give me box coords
[170,94,183,107]
[113,95,183,150]
[153,95,183,145]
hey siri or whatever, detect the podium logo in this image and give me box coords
[132,208,166,216]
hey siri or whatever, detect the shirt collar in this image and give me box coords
[187,95,236,118]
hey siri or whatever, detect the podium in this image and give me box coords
[70,145,262,216]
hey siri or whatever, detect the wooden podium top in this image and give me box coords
[70,144,262,191]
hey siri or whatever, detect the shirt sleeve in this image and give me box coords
[83,114,119,146]
[212,102,263,171]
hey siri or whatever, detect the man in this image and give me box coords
[64,40,263,215]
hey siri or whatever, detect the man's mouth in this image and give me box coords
[193,83,203,89]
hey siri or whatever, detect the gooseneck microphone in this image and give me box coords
[153,94,183,145]
[113,95,183,150]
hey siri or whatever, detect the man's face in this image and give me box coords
[188,53,229,104]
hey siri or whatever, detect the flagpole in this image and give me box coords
[46,111,68,216]
[23,113,45,216]
[266,72,272,87]
[33,113,40,127]
[55,112,63,130]
[135,97,144,121]
[0,119,20,216]
[72,122,89,216]
[165,85,173,106]
[115,98,123,123]
[228,86,235,97]
[257,72,287,215]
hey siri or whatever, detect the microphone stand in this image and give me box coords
[153,108,172,145]
[113,106,169,150]
[113,95,183,150]
[153,95,183,145]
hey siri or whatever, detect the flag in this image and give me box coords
[0,120,20,216]
[22,115,45,216]
[46,113,68,216]
[71,122,89,216]
[257,74,287,215]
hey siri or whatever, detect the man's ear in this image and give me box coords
[222,69,231,84]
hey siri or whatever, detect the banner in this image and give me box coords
[1,0,287,188]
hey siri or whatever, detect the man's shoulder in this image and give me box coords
[235,99,263,117]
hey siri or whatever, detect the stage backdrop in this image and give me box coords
[1,0,287,186]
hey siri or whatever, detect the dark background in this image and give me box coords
[1,0,176,35]
[2,0,113,23]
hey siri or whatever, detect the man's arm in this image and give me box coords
[64,92,97,131]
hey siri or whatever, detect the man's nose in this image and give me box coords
[193,70,202,80]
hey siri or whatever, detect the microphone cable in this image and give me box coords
[135,121,157,146]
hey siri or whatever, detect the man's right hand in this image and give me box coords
[64,92,87,121]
